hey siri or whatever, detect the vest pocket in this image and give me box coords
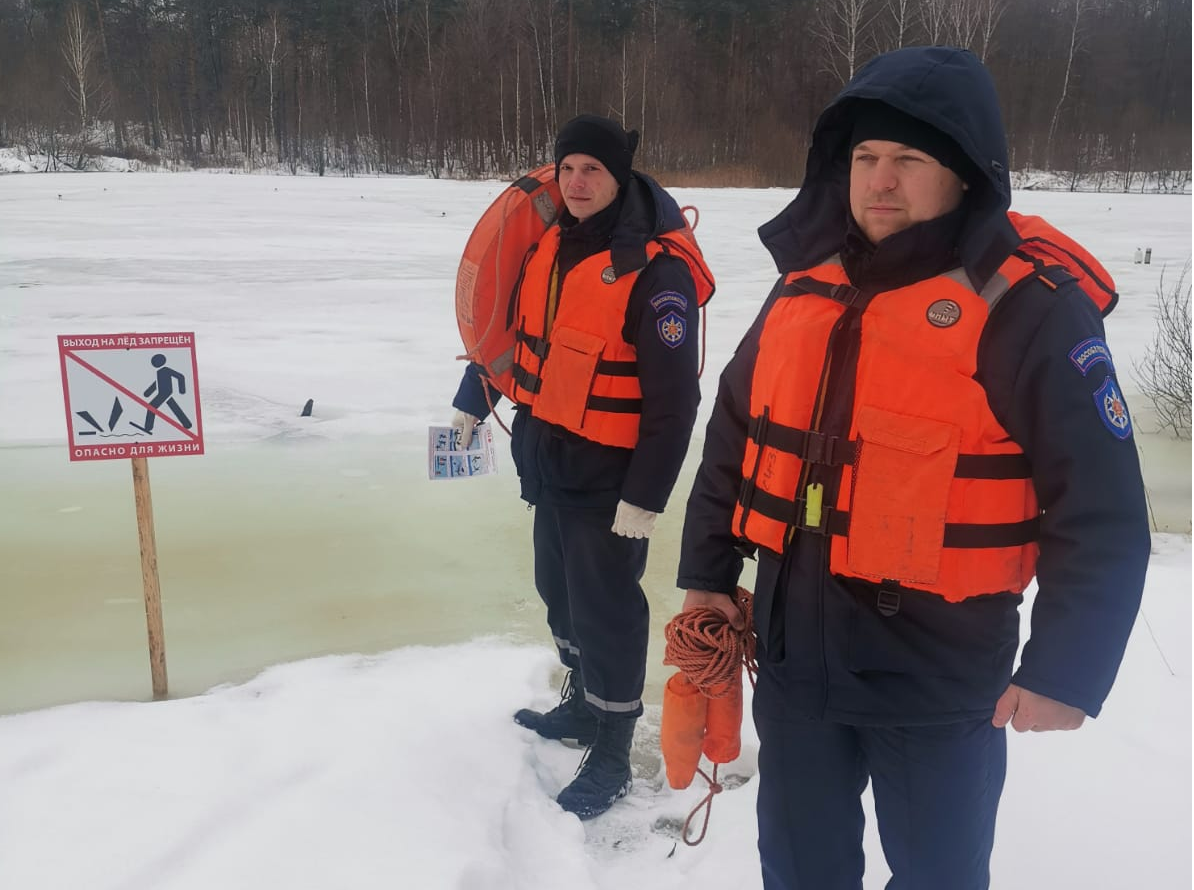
[534,326,605,429]
[846,406,961,584]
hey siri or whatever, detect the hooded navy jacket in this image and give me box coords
[677,47,1150,724]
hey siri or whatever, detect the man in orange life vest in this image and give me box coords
[451,115,714,819]
[676,47,1150,888]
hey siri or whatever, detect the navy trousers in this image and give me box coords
[755,711,1006,890]
[532,501,649,717]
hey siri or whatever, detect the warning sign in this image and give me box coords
[58,332,204,462]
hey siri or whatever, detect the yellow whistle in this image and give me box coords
[805,482,824,528]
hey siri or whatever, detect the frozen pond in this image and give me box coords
[0,434,744,714]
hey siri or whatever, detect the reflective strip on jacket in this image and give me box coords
[732,255,1045,602]
[511,226,669,449]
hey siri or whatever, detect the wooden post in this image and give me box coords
[131,456,168,700]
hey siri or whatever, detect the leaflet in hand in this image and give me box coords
[427,421,497,480]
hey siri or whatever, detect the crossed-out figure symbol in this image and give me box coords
[140,353,192,433]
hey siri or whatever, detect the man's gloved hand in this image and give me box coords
[611,500,658,539]
[451,409,479,449]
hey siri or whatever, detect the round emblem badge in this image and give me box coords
[601,266,617,284]
[926,299,962,327]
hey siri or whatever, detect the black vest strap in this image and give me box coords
[515,332,639,377]
[940,517,1040,548]
[954,453,1032,479]
[739,486,1040,548]
[516,330,637,377]
[598,359,638,377]
[512,174,544,194]
[512,364,542,394]
[746,415,1032,479]
[507,244,540,330]
[742,488,850,537]
[784,275,866,307]
[747,416,856,466]
[516,329,549,358]
[513,359,640,412]
[589,395,642,414]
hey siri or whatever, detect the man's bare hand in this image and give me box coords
[992,684,1086,732]
[682,589,746,631]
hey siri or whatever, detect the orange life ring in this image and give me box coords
[455,164,562,401]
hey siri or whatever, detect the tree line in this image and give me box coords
[0,0,1189,187]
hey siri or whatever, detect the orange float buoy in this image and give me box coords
[701,678,743,765]
[661,671,709,790]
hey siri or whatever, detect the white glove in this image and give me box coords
[611,500,658,539]
[451,409,479,449]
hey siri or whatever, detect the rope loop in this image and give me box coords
[681,764,722,847]
[663,587,757,692]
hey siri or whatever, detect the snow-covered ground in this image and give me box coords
[0,173,1188,888]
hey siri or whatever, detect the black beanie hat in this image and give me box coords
[554,114,640,187]
[849,101,976,185]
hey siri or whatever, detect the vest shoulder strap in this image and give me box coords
[656,229,716,307]
[1007,211,1118,316]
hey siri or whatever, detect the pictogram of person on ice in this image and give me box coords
[134,353,192,433]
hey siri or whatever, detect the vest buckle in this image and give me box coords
[733,539,758,560]
[876,588,901,617]
[805,431,843,465]
[830,283,865,307]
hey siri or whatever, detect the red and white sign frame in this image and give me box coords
[58,332,204,462]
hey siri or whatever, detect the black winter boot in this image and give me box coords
[556,715,635,820]
[513,670,599,747]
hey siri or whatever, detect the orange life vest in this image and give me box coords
[731,217,1114,602]
[511,225,713,449]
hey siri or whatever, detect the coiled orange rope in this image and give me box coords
[662,587,757,845]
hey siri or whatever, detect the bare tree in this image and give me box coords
[1134,261,1192,439]
[1047,0,1087,169]
[619,37,629,124]
[814,0,880,84]
[514,39,523,168]
[90,0,124,150]
[382,0,409,70]
[974,0,1007,60]
[528,0,558,145]
[254,9,283,152]
[881,0,916,50]
[380,0,413,165]
[61,2,106,165]
[413,0,443,173]
[946,0,982,49]
[641,0,660,137]
[919,0,949,43]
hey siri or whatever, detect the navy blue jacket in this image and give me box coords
[677,47,1150,724]
[454,171,703,514]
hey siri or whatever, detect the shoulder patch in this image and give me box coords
[1068,337,1115,376]
[657,311,687,348]
[650,290,689,313]
[1093,377,1132,440]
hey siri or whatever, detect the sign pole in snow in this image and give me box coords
[58,331,205,702]
[131,456,168,699]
